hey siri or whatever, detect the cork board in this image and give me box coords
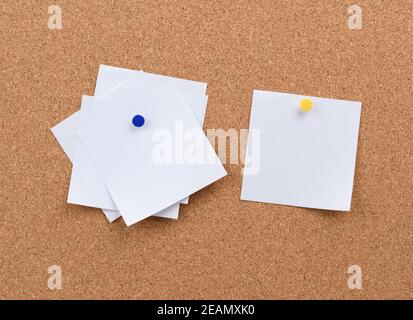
[0,0,411,299]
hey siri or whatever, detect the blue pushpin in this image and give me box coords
[132,114,145,127]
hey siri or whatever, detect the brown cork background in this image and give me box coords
[0,0,412,300]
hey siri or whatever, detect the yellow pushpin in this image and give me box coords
[300,98,313,112]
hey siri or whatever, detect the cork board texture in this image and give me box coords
[0,0,412,299]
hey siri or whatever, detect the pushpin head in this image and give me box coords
[132,114,145,127]
[300,98,313,112]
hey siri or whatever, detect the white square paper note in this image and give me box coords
[78,81,226,225]
[241,90,362,211]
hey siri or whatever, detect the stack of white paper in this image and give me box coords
[52,65,227,226]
